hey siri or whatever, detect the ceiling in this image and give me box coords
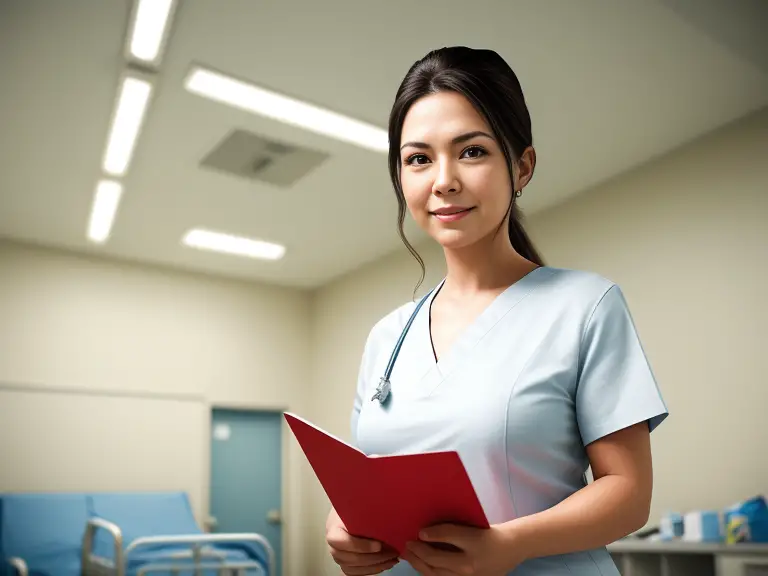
[1,0,767,289]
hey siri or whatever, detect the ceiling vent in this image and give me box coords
[200,129,329,187]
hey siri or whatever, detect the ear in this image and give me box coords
[515,146,536,191]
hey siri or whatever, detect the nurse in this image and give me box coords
[325,46,668,576]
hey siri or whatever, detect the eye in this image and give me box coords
[405,153,430,166]
[461,145,487,159]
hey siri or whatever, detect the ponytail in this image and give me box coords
[508,204,545,266]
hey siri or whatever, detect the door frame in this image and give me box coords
[203,401,290,576]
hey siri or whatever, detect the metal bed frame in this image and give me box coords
[7,557,28,576]
[82,517,275,576]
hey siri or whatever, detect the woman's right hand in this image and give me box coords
[326,507,399,575]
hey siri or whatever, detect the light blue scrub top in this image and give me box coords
[351,266,668,575]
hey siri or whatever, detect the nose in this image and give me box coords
[431,158,461,196]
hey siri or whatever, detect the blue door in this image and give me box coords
[210,409,283,575]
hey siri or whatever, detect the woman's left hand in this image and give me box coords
[401,523,522,576]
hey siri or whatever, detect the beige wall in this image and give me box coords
[307,107,768,570]
[0,241,312,576]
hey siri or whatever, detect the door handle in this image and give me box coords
[204,516,218,532]
[266,509,282,525]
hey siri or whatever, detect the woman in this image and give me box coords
[325,46,668,576]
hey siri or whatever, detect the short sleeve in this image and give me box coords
[576,284,668,446]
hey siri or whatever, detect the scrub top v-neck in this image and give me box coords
[350,266,668,576]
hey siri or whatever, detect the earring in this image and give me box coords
[515,190,522,198]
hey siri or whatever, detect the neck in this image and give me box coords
[441,231,538,296]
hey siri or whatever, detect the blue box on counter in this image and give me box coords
[724,496,768,544]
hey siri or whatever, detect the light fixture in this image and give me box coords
[126,0,177,66]
[182,229,286,260]
[87,180,123,243]
[183,66,389,153]
[102,74,153,176]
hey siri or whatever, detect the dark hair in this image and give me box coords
[387,46,544,291]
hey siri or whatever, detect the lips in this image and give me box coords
[430,207,474,215]
[430,206,475,222]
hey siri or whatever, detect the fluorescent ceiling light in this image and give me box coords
[103,75,152,176]
[87,180,123,243]
[183,229,286,260]
[128,0,175,63]
[184,66,389,153]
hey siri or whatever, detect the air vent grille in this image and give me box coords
[200,129,329,187]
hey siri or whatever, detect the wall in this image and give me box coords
[307,106,768,570]
[0,241,312,576]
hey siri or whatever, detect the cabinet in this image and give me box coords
[607,541,768,576]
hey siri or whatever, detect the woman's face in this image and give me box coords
[398,91,531,251]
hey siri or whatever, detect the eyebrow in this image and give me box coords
[400,130,495,151]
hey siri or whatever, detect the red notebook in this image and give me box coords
[283,412,489,555]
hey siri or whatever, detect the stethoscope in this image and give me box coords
[371,289,434,405]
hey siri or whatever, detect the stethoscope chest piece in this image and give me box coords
[371,377,391,405]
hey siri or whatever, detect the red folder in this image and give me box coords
[283,412,489,555]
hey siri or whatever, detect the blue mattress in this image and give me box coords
[0,491,271,576]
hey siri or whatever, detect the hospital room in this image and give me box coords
[1,1,766,575]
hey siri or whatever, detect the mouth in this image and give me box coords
[429,206,475,222]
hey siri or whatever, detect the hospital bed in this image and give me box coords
[0,492,88,576]
[5,558,27,576]
[0,491,274,576]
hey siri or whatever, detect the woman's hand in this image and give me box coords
[326,507,400,575]
[402,523,522,576]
